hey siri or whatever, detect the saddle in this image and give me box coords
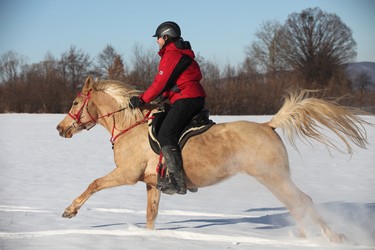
[148,106,215,155]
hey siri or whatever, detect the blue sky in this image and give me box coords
[1,0,374,68]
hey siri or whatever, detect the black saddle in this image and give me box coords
[148,107,215,155]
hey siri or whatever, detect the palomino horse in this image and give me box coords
[56,76,370,243]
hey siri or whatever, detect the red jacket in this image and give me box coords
[140,41,206,104]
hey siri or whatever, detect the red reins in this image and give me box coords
[68,90,154,147]
[110,110,154,146]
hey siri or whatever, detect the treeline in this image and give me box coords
[1,7,374,115]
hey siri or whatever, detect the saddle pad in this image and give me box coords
[148,110,215,154]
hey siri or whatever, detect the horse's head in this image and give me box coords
[57,76,149,139]
[57,76,98,138]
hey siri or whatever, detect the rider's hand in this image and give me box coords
[129,96,145,109]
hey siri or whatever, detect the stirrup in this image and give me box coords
[157,170,178,195]
[176,182,187,194]
[157,180,178,195]
[157,173,186,195]
[169,172,186,195]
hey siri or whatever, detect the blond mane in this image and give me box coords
[92,79,144,127]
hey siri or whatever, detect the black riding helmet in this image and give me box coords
[153,21,181,38]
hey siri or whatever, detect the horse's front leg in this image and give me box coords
[62,167,137,218]
[146,184,161,229]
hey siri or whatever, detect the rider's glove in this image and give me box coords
[129,96,145,109]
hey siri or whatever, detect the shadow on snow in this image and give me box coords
[156,202,375,232]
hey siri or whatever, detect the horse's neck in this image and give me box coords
[94,94,151,135]
[93,92,122,132]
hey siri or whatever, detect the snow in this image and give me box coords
[0,114,374,250]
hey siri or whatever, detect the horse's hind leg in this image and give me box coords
[146,184,161,229]
[256,173,345,243]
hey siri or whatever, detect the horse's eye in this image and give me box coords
[73,101,79,106]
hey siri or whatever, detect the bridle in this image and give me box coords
[68,89,154,147]
[68,90,97,130]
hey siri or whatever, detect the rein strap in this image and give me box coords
[110,110,155,147]
[69,90,154,147]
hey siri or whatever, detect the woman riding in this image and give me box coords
[129,21,206,195]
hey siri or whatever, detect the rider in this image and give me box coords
[129,21,206,195]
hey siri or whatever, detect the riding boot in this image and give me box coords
[161,145,187,195]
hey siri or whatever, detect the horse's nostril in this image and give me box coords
[56,125,62,133]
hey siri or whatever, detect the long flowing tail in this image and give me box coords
[268,89,371,154]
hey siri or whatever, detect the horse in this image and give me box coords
[56,76,370,243]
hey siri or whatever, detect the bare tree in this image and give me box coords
[59,46,92,90]
[108,55,126,81]
[96,45,126,79]
[281,7,357,86]
[0,50,26,83]
[355,71,372,94]
[246,20,287,76]
[196,54,221,83]
[129,44,159,89]
[222,63,236,79]
[238,57,258,82]
[196,55,222,113]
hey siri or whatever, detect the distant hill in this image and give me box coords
[345,61,375,91]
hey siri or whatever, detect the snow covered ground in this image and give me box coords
[0,114,374,250]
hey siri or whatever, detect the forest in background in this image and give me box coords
[1,7,374,115]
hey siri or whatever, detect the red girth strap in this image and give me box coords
[156,152,166,177]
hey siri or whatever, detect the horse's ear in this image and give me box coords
[82,76,94,94]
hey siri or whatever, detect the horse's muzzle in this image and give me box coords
[56,124,63,135]
[56,124,73,138]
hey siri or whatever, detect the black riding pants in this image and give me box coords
[157,97,205,147]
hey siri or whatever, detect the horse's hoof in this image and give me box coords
[188,188,198,193]
[329,233,347,244]
[62,209,77,219]
[157,182,177,195]
[295,229,306,238]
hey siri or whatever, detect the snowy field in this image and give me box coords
[0,114,374,250]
